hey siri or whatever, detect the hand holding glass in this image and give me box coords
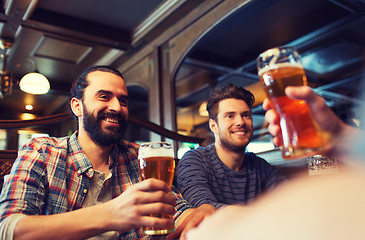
[138,142,175,235]
[257,47,324,159]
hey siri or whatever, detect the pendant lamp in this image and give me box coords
[19,71,50,94]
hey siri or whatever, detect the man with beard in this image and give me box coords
[177,84,286,210]
[0,65,214,240]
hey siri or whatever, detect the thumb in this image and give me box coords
[285,86,315,102]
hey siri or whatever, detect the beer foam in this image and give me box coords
[258,62,303,76]
[261,48,280,64]
[138,142,174,158]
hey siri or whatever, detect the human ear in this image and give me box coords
[209,118,218,134]
[70,98,83,117]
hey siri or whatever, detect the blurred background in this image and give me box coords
[0,0,364,164]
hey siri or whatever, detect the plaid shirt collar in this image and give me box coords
[68,131,124,177]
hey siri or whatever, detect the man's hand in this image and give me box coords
[14,179,176,239]
[103,178,176,232]
[263,86,356,157]
[166,204,216,240]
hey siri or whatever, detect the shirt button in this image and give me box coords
[87,168,94,177]
[84,189,88,194]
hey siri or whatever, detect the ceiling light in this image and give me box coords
[19,72,50,94]
[0,38,50,97]
[25,104,33,110]
[20,113,36,120]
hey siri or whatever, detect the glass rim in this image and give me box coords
[138,141,174,158]
[257,45,302,72]
[259,46,297,55]
[257,46,298,61]
[140,141,172,148]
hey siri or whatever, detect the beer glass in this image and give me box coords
[138,142,175,235]
[257,46,324,159]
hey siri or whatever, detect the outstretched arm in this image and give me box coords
[167,204,216,240]
[13,179,175,240]
[177,150,224,209]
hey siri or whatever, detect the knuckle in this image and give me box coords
[157,191,166,199]
[149,217,160,226]
[143,178,152,186]
[155,204,165,212]
[130,194,142,204]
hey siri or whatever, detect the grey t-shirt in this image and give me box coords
[84,169,119,240]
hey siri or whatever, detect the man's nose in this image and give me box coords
[108,97,122,112]
[236,116,245,126]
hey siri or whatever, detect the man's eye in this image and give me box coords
[120,100,128,106]
[243,113,252,118]
[99,95,109,100]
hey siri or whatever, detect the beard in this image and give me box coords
[217,125,252,153]
[220,136,247,153]
[82,105,128,146]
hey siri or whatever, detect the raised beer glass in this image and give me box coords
[138,142,175,235]
[257,46,324,159]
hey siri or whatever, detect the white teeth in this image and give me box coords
[105,118,118,123]
[234,131,246,135]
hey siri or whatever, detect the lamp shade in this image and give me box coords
[19,72,50,94]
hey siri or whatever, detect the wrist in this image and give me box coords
[197,204,217,215]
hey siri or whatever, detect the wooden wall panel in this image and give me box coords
[117,0,254,141]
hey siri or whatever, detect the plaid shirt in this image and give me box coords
[0,132,191,239]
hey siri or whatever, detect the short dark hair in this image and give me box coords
[206,83,255,121]
[71,65,124,101]
[70,65,125,118]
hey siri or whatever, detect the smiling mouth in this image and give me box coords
[104,117,119,124]
[232,130,248,135]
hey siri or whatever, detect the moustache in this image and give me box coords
[97,111,127,123]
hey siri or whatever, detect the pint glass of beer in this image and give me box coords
[257,46,324,159]
[138,142,175,235]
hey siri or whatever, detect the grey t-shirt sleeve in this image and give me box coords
[0,213,26,240]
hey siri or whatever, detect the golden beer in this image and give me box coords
[138,142,175,235]
[140,156,175,186]
[258,59,324,159]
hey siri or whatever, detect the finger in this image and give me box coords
[267,122,281,137]
[136,179,170,193]
[136,202,176,216]
[138,215,175,229]
[265,109,280,125]
[262,98,272,110]
[272,136,282,148]
[285,86,313,101]
[285,86,340,131]
[132,190,176,206]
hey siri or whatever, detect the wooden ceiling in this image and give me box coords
[0,0,201,119]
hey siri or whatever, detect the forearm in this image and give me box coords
[13,179,177,240]
[177,154,224,208]
[167,204,217,240]
[14,204,109,240]
[181,187,225,209]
